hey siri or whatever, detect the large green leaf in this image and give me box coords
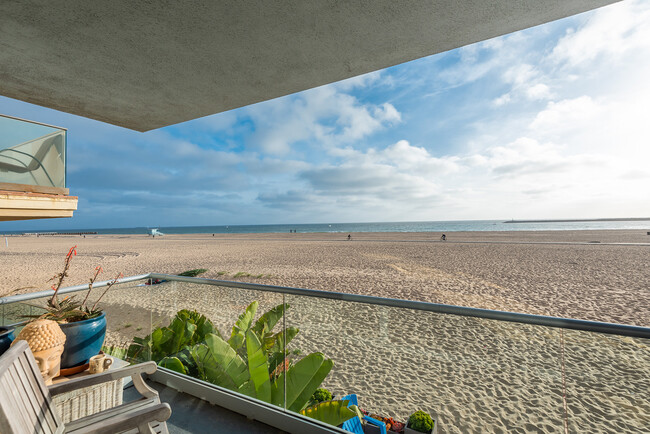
[190,344,239,389]
[159,356,187,374]
[168,315,197,354]
[180,310,220,342]
[176,348,198,377]
[204,333,249,387]
[285,353,334,412]
[300,400,356,426]
[228,301,258,351]
[245,329,271,402]
[267,326,300,375]
[237,380,256,397]
[127,326,174,362]
[252,303,288,336]
[195,315,221,341]
[267,327,299,354]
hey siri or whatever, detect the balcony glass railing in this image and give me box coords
[1,274,648,433]
[0,114,67,188]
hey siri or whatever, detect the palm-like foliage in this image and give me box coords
[127,303,332,412]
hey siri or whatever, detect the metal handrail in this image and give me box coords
[0,113,67,131]
[0,274,150,305]
[150,274,650,339]
[1,273,648,339]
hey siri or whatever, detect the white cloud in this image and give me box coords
[551,0,650,68]
[530,96,600,131]
[525,83,552,101]
[334,71,383,91]
[493,93,511,107]
[244,83,401,155]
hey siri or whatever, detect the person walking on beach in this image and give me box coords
[347,234,351,241]
[441,234,446,241]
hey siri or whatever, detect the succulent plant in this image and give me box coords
[24,246,122,323]
[309,388,333,406]
[407,410,434,433]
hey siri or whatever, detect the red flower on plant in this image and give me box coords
[66,245,77,259]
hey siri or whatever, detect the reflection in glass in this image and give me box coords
[0,115,66,188]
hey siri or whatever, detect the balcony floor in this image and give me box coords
[124,379,288,434]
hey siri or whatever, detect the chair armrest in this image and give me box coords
[49,361,157,396]
[363,415,387,434]
[66,402,171,434]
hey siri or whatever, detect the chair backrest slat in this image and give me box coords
[0,341,64,434]
[15,352,59,433]
[0,365,35,432]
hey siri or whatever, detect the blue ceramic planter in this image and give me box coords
[59,312,107,368]
[0,326,16,356]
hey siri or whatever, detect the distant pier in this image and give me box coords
[505,218,650,224]
[18,232,98,236]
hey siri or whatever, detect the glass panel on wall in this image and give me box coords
[0,295,50,328]
[0,115,66,188]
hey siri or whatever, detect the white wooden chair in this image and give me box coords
[0,340,171,434]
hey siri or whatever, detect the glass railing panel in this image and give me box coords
[563,329,650,433]
[101,280,286,408]
[0,295,50,328]
[0,115,66,188]
[284,294,568,432]
[5,277,646,432]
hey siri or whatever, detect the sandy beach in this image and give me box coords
[1,230,649,432]
[2,230,649,325]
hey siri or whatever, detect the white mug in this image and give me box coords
[89,354,113,374]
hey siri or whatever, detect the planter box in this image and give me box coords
[363,423,382,434]
[405,420,438,434]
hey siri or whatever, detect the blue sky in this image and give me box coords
[2,0,650,230]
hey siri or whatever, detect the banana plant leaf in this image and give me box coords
[271,352,333,412]
[190,343,239,390]
[204,333,250,388]
[176,309,221,343]
[127,326,174,361]
[300,400,356,427]
[245,329,272,402]
[252,303,288,336]
[228,301,258,351]
[126,310,218,363]
[267,326,300,374]
[237,380,256,397]
[266,326,299,354]
[159,356,187,374]
[168,315,197,354]
[287,355,333,412]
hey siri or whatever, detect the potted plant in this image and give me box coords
[28,246,122,368]
[0,326,15,356]
[405,410,436,434]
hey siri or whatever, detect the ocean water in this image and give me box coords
[5,219,650,235]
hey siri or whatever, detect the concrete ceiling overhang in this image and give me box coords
[0,1,618,132]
